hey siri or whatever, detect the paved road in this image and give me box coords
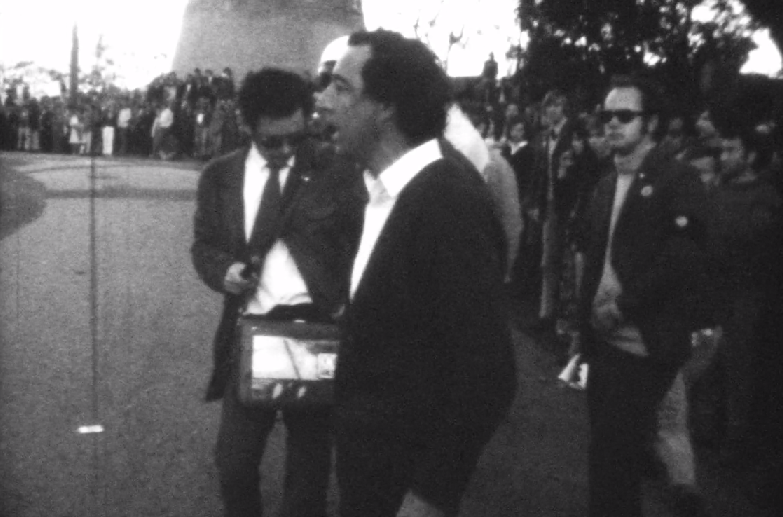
[0,152,773,517]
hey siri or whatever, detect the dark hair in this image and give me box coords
[542,89,568,110]
[607,73,667,141]
[581,113,603,136]
[237,68,313,128]
[347,30,453,146]
[504,115,530,141]
[716,113,775,172]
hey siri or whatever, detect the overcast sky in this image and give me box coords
[0,0,779,88]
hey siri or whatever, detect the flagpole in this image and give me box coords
[70,23,79,106]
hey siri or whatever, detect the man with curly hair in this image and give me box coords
[192,67,364,517]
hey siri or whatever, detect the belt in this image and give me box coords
[256,304,329,323]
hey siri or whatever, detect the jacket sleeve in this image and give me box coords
[191,163,236,294]
[408,183,516,508]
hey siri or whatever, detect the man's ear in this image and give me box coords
[376,102,395,126]
[373,102,396,134]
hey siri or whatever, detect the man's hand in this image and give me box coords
[396,492,445,517]
[558,149,574,179]
[223,262,258,295]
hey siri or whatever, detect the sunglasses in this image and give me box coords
[599,110,645,124]
[257,132,308,149]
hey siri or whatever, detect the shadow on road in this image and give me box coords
[0,166,47,241]
[1,154,779,517]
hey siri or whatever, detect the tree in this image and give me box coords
[736,0,783,57]
[516,0,756,111]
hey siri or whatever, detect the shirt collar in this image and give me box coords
[381,139,442,197]
[246,143,295,171]
[550,119,566,139]
[509,141,527,154]
[365,139,442,199]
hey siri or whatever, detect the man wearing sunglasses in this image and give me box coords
[575,74,711,517]
[191,68,364,517]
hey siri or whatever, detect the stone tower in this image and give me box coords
[172,0,364,81]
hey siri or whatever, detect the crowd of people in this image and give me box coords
[468,73,783,517]
[3,28,782,517]
[0,67,251,160]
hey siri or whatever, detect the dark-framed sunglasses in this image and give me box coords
[257,131,308,149]
[599,110,646,124]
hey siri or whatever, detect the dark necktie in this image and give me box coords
[248,165,283,261]
[261,164,282,218]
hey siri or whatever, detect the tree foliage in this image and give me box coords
[516,0,757,111]
[736,0,783,56]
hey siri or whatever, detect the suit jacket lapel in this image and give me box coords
[352,155,451,306]
[594,172,617,250]
[221,149,249,257]
[246,142,316,254]
[613,151,660,238]
[279,141,316,224]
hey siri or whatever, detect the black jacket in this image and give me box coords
[336,140,517,508]
[577,148,710,365]
[191,140,365,400]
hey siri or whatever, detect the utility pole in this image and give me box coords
[70,23,79,106]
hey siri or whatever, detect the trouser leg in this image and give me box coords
[215,376,277,517]
[539,214,561,319]
[279,408,332,517]
[654,371,697,487]
[335,422,415,517]
[721,290,762,452]
[102,127,114,155]
[336,415,490,517]
[118,128,128,155]
[588,350,678,517]
[83,131,92,154]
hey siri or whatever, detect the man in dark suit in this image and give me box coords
[315,30,517,517]
[528,90,586,335]
[191,68,364,517]
[576,74,710,517]
[501,115,537,294]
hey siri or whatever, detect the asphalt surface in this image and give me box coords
[0,152,774,517]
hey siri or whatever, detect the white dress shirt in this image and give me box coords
[243,144,311,314]
[350,139,442,298]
